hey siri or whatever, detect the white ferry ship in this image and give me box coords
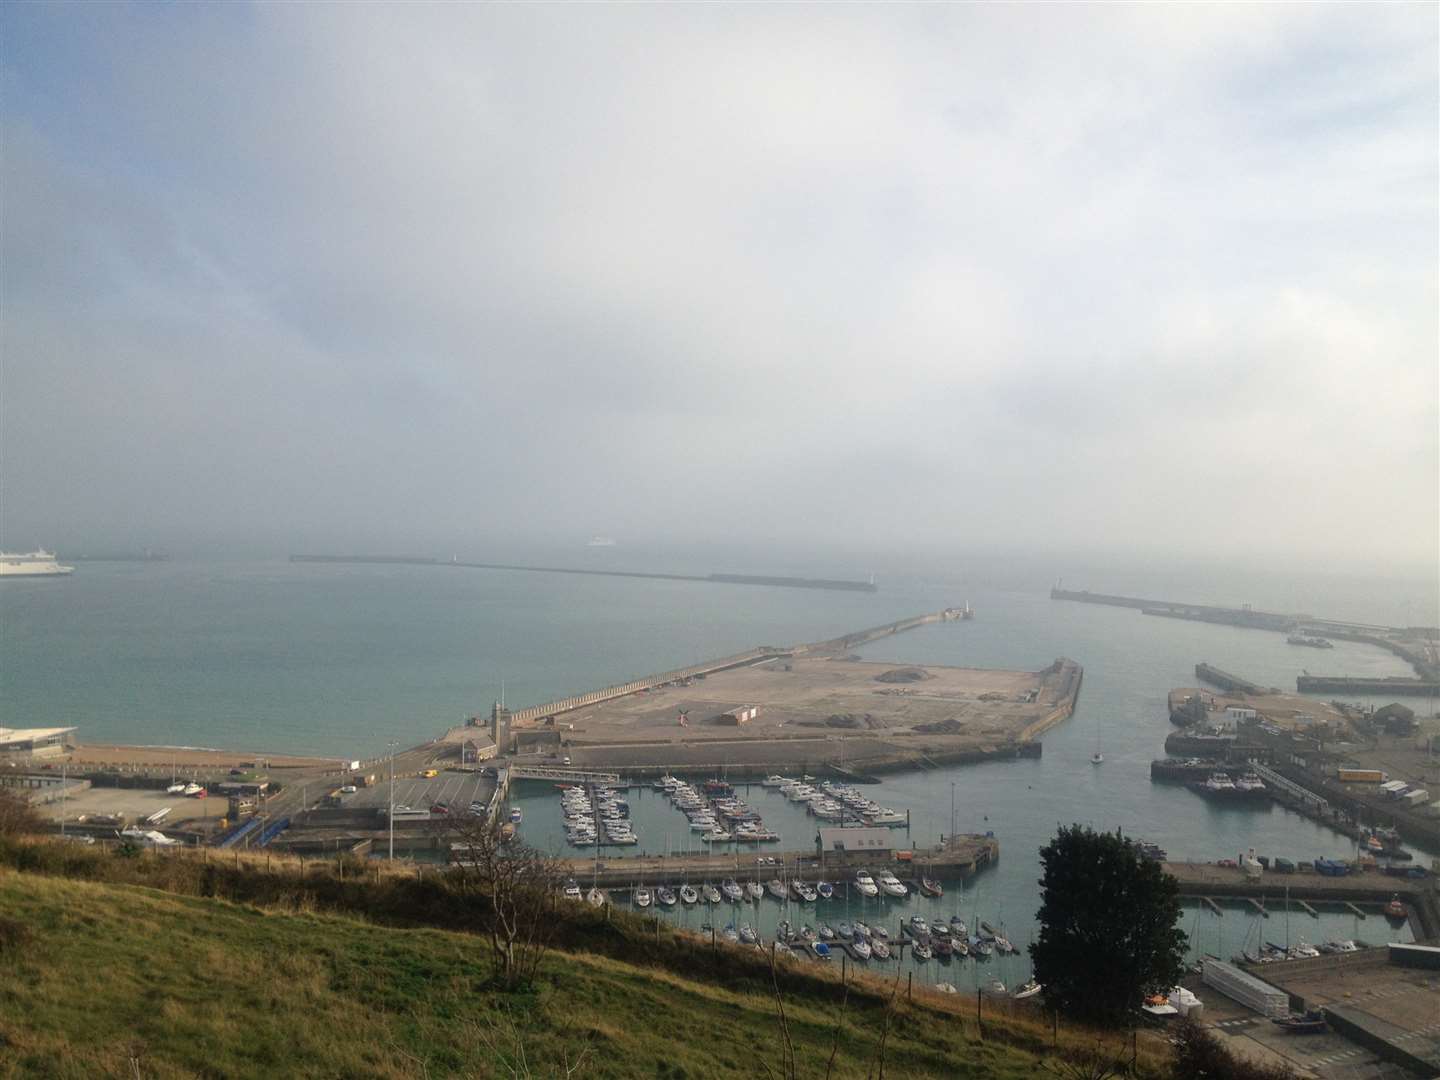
[0,550,75,578]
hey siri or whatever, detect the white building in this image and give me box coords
[0,726,76,759]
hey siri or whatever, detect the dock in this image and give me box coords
[1162,863,1437,938]
[553,834,998,889]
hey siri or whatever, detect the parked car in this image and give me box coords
[429,803,450,815]
[339,784,357,794]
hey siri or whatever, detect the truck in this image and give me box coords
[1380,780,1410,798]
[1336,768,1387,784]
[1400,788,1429,807]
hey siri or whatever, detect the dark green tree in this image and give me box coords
[1031,825,1187,1026]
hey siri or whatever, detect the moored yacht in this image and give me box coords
[853,870,879,898]
[876,870,908,898]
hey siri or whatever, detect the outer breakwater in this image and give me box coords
[1052,586,1439,680]
[291,554,878,593]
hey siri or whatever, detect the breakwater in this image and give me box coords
[1296,674,1440,697]
[1195,663,1266,694]
[1052,585,1439,680]
[291,554,877,593]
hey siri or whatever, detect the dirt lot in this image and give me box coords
[534,657,1080,771]
[44,783,220,830]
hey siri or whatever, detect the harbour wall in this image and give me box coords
[1195,663,1268,695]
[1296,675,1440,697]
[291,554,877,594]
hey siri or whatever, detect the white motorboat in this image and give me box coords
[1013,979,1042,1000]
[182,783,203,796]
[762,775,792,787]
[867,808,906,826]
[679,884,699,905]
[702,828,732,842]
[634,887,653,908]
[166,781,187,794]
[876,871,908,898]
[853,870,879,898]
[563,879,582,901]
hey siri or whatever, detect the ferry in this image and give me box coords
[0,549,75,578]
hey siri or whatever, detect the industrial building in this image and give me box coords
[0,726,76,760]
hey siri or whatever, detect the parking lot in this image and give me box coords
[342,769,497,816]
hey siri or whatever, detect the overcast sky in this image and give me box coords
[2,5,1436,571]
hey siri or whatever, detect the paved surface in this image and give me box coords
[342,770,496,814]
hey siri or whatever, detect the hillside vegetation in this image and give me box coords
[0,833,1182,1079]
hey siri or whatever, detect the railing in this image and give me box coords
[1252,763,1329,812]
[509,765,621,784]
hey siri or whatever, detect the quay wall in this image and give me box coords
[553,836,999,888]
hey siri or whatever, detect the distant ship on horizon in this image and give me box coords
[0,549,75,578]
[586,535,616,548]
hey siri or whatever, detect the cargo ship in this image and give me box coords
[0,549,74,578]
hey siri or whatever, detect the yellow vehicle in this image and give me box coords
[420,769,438,779]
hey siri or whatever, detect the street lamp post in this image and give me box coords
[388,739,400,861]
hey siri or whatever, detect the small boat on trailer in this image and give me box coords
[1273,1009,1327,1034]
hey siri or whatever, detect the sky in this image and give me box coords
[1,4,1437,575]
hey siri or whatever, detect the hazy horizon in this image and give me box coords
[3,5,1437,573]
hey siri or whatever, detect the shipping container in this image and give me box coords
[1401,788,1429,806]
[1337,768,1387,784]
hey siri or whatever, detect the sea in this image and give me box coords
[3,553,1436,990]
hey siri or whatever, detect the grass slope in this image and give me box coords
[2,868,1067,1080]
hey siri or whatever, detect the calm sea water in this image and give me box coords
[2,555,1433,990]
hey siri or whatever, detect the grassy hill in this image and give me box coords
[0,865,1159,1080]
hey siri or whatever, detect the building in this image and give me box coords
[0,726,76,760]
[1225,706,1258,722]
[816,826,893,853]
[717,705,760,725]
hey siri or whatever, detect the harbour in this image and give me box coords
[5,559,1436,1000]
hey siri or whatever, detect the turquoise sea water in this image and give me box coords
[2,556,1433,990]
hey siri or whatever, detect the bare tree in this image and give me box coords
[0,788,45,838]
[442,815,566,989]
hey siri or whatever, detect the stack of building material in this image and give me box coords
[1201,959,1289,1018]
